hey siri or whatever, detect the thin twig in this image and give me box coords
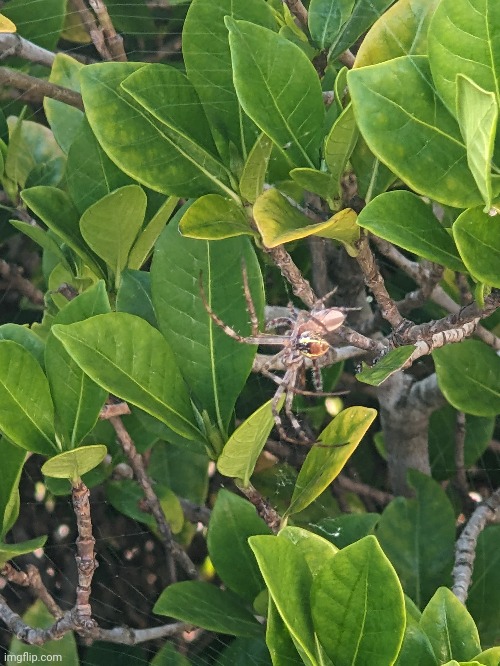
[0,259,44,305]
[0,67,84,110]
[283,0,308,28]
[338,50,355,68]
[453,411,473,514]
[235,481,281,534]
[99,402,131,419]
[0,33,55,67]
[335,474,393,505]
[109,416,198,579]
[452,487,500,603]
[88,0,127,61]
[1,564,63,619]
[68,0,111,60]
[262,244,317,308]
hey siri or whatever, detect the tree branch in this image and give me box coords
[72,481,98,629]
[283,0,308,28]
[235,481,282,533]
[0,33,55,67]
[0,67,84,110]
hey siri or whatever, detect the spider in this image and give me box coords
[200,266,348,446]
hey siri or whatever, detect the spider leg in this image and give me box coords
[271,368,291,443]
[284,377,310,443]
[312,358,323,391]
[265,316,294,332]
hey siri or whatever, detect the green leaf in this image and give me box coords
[433,339,500,417]
[357,191,465,271]
[472,647,500,666]
[468,526,500,648]
[2,0,65,50]
[351,134,396,201]
[21,186,104,279]
[44,53,84,154]
[227,18,324,169]
[216,637,272,666]
[456,76,498,210]
[420,588,481,663]
[284,406,377,517]
[45,281,110,449]
[106,479,155,531]
[249,535,317,663]
[395,598,438,666]
[179,194,253,240]
[266,599,303,665]
[253,188,359,249]
[429,405,494,481]
[41,444,107,481]
[0,438,25,539]
[217,397,284,485]
[153,581,262,637]
[278,526,338,577]
[240,133,274,204]
[308,0,354,49]
[79,185,146,285]
[0,323,45,368]
[289,168,336,204]
[183,0,276,162]
[116,270,157,328]
[327,0,394,60]
[428,0,500,120]
[128,196,178,270]
[207,490,270,602]
[312,513,380,549]
[151,211,264,434]
[0,341,57,455]
[0,536,47,569]
[347,56,482,208]
[8,219,71,273]
[52,313,201,441]
[376,471,455,608]
[151,642,191,666]
[311,535,405,665]
[355,0,440,66]
[452,207,500,288]
[66,117,135,215]
[80,62,232,197]
[323,102,359,193]
[357,346,417,386]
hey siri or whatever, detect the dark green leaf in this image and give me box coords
[309,0,354,50]
[151,642,191,666]
[357,346,417,386]
[2,0,65,49]
[0,323,45,367]
[153,581,262,637]
[0,438,25,539]
[328,0,394,60]
[453,208,500,288]
[0,536,48,569]
[468,526,500,648]
[395,598,438,666]
[8,219,71,273]
[216,637,271,666]
[116,270,157,328]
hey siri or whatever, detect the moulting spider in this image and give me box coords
[200,266,347,445]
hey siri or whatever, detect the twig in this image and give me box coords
[335,474,393,505]
[0,599,76,645]
[179,499,211,526]
[283,0,308,28]
[262,244,317,308]
[99,402,131,419]
[72,481,98,629]
[68,0,111,60]
[109,416,198,580]
[453,412,469,502]
[88,0,127,61]
[0,34,55,67]
[0,67,84,110]
[235,481,281,534]
[338,50,355,68]
[0,259,44,305]
[452,487,500,603]
[1,564,63,619]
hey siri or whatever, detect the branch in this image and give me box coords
[262,244,318,308]
[72,481,98,629]
[283,0,308,28]
[1,564,62,619]
[0,67,84,110]
[0,259,44,305]
[235,481,282,533]
[69,0,126,61]
[109,415,198,579]
[0,33,55,67]
[452,487,500,603]
[99,401,131,419]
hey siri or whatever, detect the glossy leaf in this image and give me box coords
[116,270,157,328]
[427,0,500,119]
[0,341,57,455]
[183,0,276,162]
[216,637,271,666]
[348,56,482,208]
[249,535,317,663]
[456,76,498,210]
[0,536,47,569]
[217,397,284,485]
[41,445,107,481]
[79,185,146,284]
[8,219,71,273]
[395,599,438,666]
[285,407,377,517]
[128,196,178,270]
[266,599,303,665]
[0,438,25,539]
[420,587,481,663]
[308,0,354,49]
[312,513,380,549]
[434,339,500,417]
[207,490,270,602]
[472,647,500,666]
[289,168,335,203]
[327,0,394,60]
[468,526,500,648]
[240,133,274,204]
[179,194,253,240]
[376,471,455,608]
[254,188,359,249]
[44,53,84,154]
[311,535,405,665]
[358,191,465,271]
[357,346,416,386]
[323,102,359,193]
[52,313,201,441]
[453,207,500,288]
[80,62,232,197]
[106,479,155,531]
[355,0,440,66]
[45,281,110,449]
[351,134,396,201]
[1,0,65,49]
[278,526,338,577]
[21,186,104,279]
[0,323,45,368]
[153,581,262,637]
[151,212,264,434]
[227,18,324,169]
[66,117,135,215]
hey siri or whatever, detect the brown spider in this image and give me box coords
[200,266,347,445]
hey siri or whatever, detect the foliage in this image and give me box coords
[0,0,499,664]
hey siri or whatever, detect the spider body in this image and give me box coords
[200,268,346,445]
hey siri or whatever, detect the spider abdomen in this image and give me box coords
[296,334,330,358]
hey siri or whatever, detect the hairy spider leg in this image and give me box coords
[265,316,295,332]
[311,358,323,392]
